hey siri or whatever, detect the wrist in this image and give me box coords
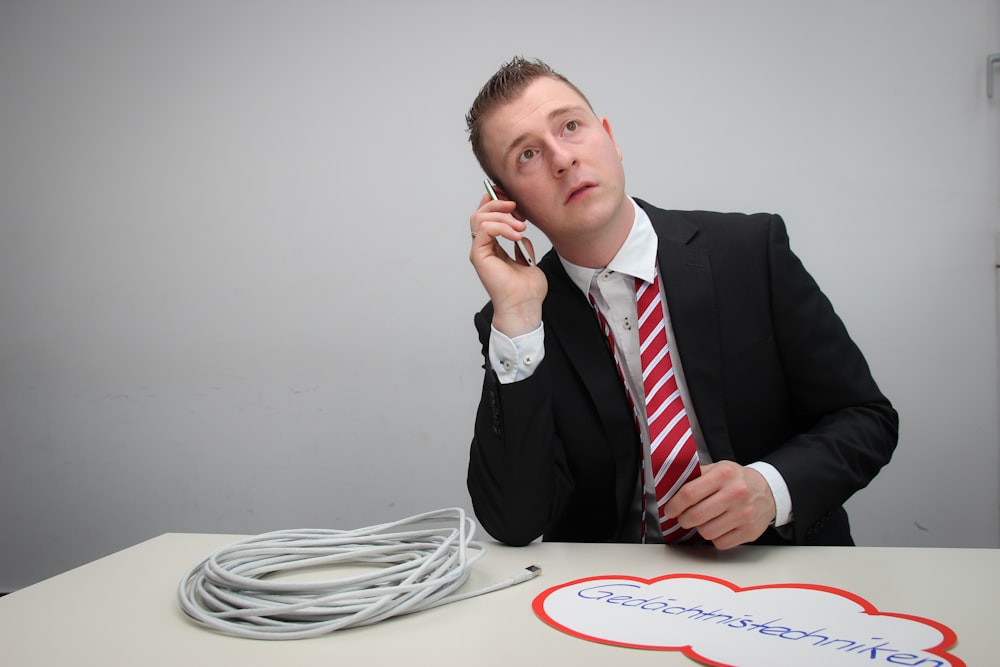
[491,304,542,338]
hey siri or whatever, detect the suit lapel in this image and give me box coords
[540,254,641,519]
[642,202,735,461]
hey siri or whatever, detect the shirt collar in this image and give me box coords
[560,197,658,297]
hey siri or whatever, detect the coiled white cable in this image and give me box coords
[177,507,540,640]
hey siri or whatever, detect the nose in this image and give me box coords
[548,140,576,176]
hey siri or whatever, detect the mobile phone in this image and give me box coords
[484,180,534,267]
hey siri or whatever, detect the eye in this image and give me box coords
[518,148,537,164]
[565,120,579,133]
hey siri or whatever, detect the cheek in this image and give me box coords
[517,180,556,213]
[601,141,623,168]
[603,148,626,187]
[506,177,539,206]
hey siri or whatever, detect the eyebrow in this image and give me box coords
[503,104,589,162]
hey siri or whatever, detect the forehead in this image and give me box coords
[481,77,592,166]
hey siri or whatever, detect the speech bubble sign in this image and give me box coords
[533,574,963,667]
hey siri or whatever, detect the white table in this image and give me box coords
[0,533,994,665]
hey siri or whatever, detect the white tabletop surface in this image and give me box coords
[0,532,994,666]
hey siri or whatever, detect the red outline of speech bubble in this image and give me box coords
[532,573,964,667]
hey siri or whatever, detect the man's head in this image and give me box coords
[466,57,632,266]
[466,57,592,184]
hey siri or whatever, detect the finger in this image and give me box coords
[470,225,516,267]
[470,227,502,257]
[480,197,518,215]
[709,527,748,551]
[471,199,521,238]
[704,508,767,550]
[668,461,746,516]
[663,469,719,520]
[475,218,529,248]
[484,185,526,222]
[674,491,727,531]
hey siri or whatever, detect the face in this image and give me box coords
[481,77,632,256]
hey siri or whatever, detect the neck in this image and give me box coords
[553,228,629,268]
[551,198,636,268]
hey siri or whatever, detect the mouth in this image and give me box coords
[565,182,596,204]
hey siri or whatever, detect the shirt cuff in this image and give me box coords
[746,461,794,528]
[488,323,545,384]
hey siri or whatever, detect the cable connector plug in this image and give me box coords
[509,564,542,586]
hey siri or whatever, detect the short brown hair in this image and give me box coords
[466,56,592,183]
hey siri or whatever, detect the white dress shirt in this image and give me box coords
[487,198,793,534]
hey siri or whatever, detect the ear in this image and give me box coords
[601,117,623,161]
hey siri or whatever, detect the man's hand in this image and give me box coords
[469,193,547,337]
[663,461,776,550]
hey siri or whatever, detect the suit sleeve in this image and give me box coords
[759,215,898,544]
[466,305,574,546]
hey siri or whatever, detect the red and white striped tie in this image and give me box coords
[636,269,701,542]
[591,268,702,543]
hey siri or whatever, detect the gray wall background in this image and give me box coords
[1,0,998,591]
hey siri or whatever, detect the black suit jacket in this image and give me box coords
[467,200,898,546]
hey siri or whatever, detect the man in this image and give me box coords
[465,57,897,549]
